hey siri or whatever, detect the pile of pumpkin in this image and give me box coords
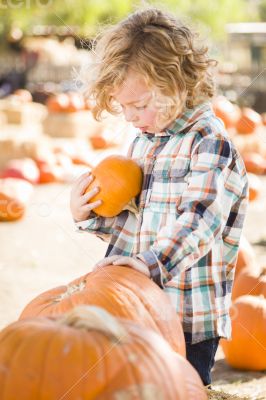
[0,146,92,222]
[213,96,266,202]
[45,93,117,149]
[0,265,209,399]
[0,89,47,125]
[0,156,207,399]
[0,153,143,222]
[221,234,266,371]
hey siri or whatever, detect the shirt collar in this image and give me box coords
[137,102,214,139]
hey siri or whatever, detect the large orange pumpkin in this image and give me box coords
[20,266,185,356]
[0,178,33,221]
[235,235,257,278]
[85,155,143,217]
[212,96,240,129]
[232,265,266,300]
[236,107,262,134]
[221,295,266,371]
[0,306,206,400]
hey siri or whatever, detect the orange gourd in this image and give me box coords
[232,265,266,300]
[90,134,116,150]
[247,172,262,202]
[20,266,185,356]
[212,96,240,129]
[221,295,266,371]
[46,93,70,113]
[0,178,33,221]
[236,107,262,134]
[35,159,61,184]
[243,152,266,175]
[65,92,85,112]
[0,306,207,400]
[46,93,85,113]
[85,155,143,217]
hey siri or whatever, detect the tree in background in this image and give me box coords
[259,0,266,20]
[0,0,261,45]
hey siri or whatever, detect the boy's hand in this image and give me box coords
[94,255,151,278]
[70,171,102,222]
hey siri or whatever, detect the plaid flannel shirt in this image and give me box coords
[76,102,248,343]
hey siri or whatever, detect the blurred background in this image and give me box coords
[0,2,265,399]
[0,0,266,108]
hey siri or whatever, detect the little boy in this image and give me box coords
[70,7,248,386]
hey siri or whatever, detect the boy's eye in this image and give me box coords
[135,105,147,110]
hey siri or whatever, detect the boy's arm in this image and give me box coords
[136,135,248,288]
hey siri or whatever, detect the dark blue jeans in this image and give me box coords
[184,334,220,386]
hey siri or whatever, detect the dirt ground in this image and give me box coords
[0,151,265,399]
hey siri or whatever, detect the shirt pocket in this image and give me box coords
[149,158,190,213]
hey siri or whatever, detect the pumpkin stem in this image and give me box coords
[58,305,128,343]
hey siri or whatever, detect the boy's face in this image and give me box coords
[112,70,175,134]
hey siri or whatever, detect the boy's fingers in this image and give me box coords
[95,255,121,268]
[77,174,95,195]
[112,257,129,265]
[82,187,100,203]
[83,200,102,211]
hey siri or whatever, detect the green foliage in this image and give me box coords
[0,0,259,41]
[259,0,266,20]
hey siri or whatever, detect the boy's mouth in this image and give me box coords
[137,126,148,131]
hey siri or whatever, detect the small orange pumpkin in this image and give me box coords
[0,306,207,400]
[64,92,85,113]
[35,159,61,184]
[85,155,143,217]
[90,134,116,150]
[243,152,266,175]
[221,295,266,371]
[46,93,69,113]
[247,172,262,202]
[212,96,240,129]
[232,265,266,300]
[0,178,33,221]
[236,107,262,134]
[20,265,185,356]
[46,93,85,113]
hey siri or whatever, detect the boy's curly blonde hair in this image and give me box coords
[85,7,217,121]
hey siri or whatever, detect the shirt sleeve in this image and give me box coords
[75,212,116,242]
[136,134,247,288]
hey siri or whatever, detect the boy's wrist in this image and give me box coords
[136,251,165,288]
